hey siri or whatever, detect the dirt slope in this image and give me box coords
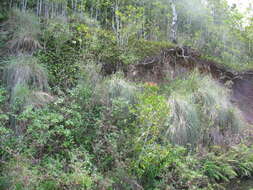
[233,72,253,123]
[126,47,253,123]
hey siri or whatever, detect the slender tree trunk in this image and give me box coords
[141,0,145,39]
[36,0,39,16]
[45,1,49,19]
[9,0,13,9]
[51,2,54,17]
[96,7,98,21]
[248,40,251,55]
[90,5,94,18]
[114,0,121,45]
[25,0,28,11]
[80,0,83,13]
[40,0,42,16]
[21,0,25,11]
[170,0,178,43]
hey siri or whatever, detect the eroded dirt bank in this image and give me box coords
[124,46,253,123]
[233,72,253,123]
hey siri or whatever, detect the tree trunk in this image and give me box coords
[36,0,39,16]
[113,0,121,46]
[24,0,28,11]
[170,0,178,43]
[9,0,13,9]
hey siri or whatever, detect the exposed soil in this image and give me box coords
[233,72,253,123]
[125,46,253,123]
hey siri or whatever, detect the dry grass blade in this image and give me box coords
[2,9,41,55]
[7,36,42,55]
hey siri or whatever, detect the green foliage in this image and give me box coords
[0,81,104,189]
[131,144,185,187]
[201,144,253,182]
[2,0,253,70]
[131,84,169,147]
[10,84,31,112]
[0,150,96,190]
[0,87,7,108]
[38,18,174,90]
[0,87,8,128]
[37,18,80,89]
[18,88,101,157]
[1,69,253,190]
[128,39,174,61]
[76,25,138,66]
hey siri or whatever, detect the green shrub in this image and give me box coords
[0,150,97,190]
[131,84,169,147]
[0,86,7,112]
[37,17,81,89]
[0,87,10,153]
[128,39,174,61]
[131,144,185,187]
[0,82,104,189]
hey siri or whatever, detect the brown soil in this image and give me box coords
[125,46,253,123]
[232,72,253,123]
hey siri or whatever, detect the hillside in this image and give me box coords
[0,1,253,190]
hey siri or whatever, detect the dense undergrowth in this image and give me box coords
[0,7,253,190]
[1,69,253,190]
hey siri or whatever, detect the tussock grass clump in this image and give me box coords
[193,76,242,134]
[166,72,244,147]
[167,97,201,146]
[2,57,50,134]
[80,63,103,88]
[79,64,138,106]
[2,9,41,55]
[78,66,138,111]
[3,56,48,105]
[102,74,138,105]
[4,56,48,93]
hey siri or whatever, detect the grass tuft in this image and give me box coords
[2,9,41,55]
[3,56,48,105]
[165,72,244,147]
[104,74,138,105]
